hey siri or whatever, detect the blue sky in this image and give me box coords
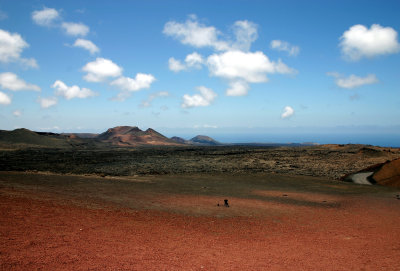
[0,0,399,145]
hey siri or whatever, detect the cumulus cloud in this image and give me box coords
[62,22,89,36]
[52,80,97,99]
[73,39,99,54]
[185,52,204,68]
[168,57,185,72]
[164,15,260,52]
[32,7,60,27]
[281,106,294,119]
[182,86,217,108]
[141,91,170,107]
[38,96,57,108]
[0,29,38,68]
[270,40,300,56]
[327,72,379,89]
[163,15,229,51]
[110,73,156,92]
[0,91,11,105]
[13,110,21,117]
[165,16,297,96]
[340,24,400,61]
[232,20,258,51]
[226,81,249,96]
[207,50,296,84]
[0,72,40,91]
[168,52,204,72]
[82,58,123,82]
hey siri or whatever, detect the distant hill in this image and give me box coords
[170,136,189,144]
[62,133,98,139]
[0,128,101,149]
[97,126,181,146]
[190,135,221,146]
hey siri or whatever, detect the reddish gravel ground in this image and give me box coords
[1,172,400,270]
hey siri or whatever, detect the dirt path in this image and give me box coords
[1,172,400,270]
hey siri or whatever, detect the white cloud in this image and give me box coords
[141,91,170,107]
[168,57,185,72]
[165,16,297,96]
[0,29,38,68]
[13,110,21,117]
[163,15,229,51]
[185,52,204,68]
[182,86,217,108]
[340,24,400,61]
[168,52,204,72]
[281,106,294,119]
[0,91,11,105]
[328,72,379,89]
[270,40,300,56]
[73,39,99,54]
[62,22,89,36]
[38,97,57,108]
[163,15,260,52]
[32,7,60,27]
[0,72,40,91]
[52,80,97,99]
[226,81,249,96]
[82,58,123,82]
[207,50,296,83]
[110,73,156,92]
[232,20,258,51]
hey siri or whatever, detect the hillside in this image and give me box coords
[190,135,221,145]
[96,126,181,146]
[0,128,90,149]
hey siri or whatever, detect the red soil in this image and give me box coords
[1,187,400,270]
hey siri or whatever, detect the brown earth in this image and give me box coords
[1,171,399,270]
[373,158,400,187]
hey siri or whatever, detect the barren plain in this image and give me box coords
[1,144,400,270]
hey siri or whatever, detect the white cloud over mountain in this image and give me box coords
[163,15,229,51]
[32,7,60,27]
[38,96,57,108]
[82,58,123,82]
[0,29,38,68]
[110,73,156,92]
[182,86,217,108]
[73,39,99,54]
[207,50,296,95]
[328,72,379,89]
[0,91,11,105]
[270,40,300,56]
[232,20,258,51]
[52,80,97,99]
[62,22,90,36]
[0,72,40,91]
[165,16,297,96]
[168,52,204,72]
[340,24,400,61]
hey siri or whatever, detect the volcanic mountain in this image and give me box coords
[190,135,221,145]
[97,126,181,146]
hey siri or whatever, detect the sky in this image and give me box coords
[0,0,399,146]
